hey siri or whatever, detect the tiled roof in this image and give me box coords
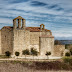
[40,35,54,38]
[26,27,50,32]
[3,26,13,30]
[2,26,51,32]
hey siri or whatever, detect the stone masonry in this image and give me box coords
[0,16,65,57]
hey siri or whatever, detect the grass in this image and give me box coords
[62,57,72,66]
[0,59,72,70]
[0,55,10,58]
[0,55,72,70]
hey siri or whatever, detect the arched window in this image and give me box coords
[40,24,45,30]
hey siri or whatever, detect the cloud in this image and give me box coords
[31,1,47,6]
[48,4,58,9]
[56,7,64,11]
[0,0,72,39]
[3,0,29,4]
[53,33,72,37]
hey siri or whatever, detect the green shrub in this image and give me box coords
[15,52,20,57]
[63,57,70,63]
[5,51,11,58]
[70,48,72,55]
[22,49,30,59]
[63,57,72,67]
[45,52,51,59]
[31,48,38,56]
[22,49,30,55]
[65,44,69,49]
[0,55,8,58]
[65,52,70,57]
[54,40,62,45]
[45,52,51,56]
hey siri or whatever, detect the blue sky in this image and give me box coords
[0,0,72,40]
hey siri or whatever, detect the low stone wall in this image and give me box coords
[0,30,1,54]
[53,45,65,57]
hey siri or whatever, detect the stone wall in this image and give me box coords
[53,45,65,57]
[13,29,30,56]
[39,37,54,56]
[29,31,51,52]
[0,30,2,54]
[30,32,40,45]
[1,27,13,54]
[30,32,40,52]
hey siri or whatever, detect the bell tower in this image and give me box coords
[40,24,45,31]
[13,16,26,29]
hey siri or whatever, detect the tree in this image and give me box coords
[22,49,30,59]
[5,51,11,58]
[54,40,62,45]
[65,44,69,49]
[45,52,51,59]
[31,48,38,59]
[15,51,20,58]
[70,48,72,55]
[65,52,70,57]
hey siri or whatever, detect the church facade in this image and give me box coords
[0,16,65,57]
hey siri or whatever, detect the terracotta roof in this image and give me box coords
[40,35,54,38]
[3,26,13,30]
[2,26,51,32]
[26,27,50,32]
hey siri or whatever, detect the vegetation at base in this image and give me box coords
[0,55,9,58]
[31,48,38,56]
[5,51,11,58]
[22,49,30,59]
[63,57,72,66]
[70,48,72,55]
[65,44,70,49]
[15,52,20,57]
[0,60,72,70]
[45,52,51,59]
[34,61,72,70]
[65,52,70,57]
[22,49,30,55]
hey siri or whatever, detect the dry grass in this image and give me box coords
[0,60,72,72]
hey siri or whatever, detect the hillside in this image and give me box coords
[55,40,72,45]
[59,40,72,45]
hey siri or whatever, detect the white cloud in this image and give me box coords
[0,0,72,39]
[0,18,12,24]
[53,33,72,37]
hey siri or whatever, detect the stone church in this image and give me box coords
[0,16,65,57]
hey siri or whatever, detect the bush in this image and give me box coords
[54,40,62,45]
[31,48,38,56]
[15,52,20,57]
[22,49,30,59]
[45,52,51,59]
[65,52,70,57]
[63,57,72,66]
[65,44,69,49]
[5,51,11,58]
[22,49,30,55]
[45,52,51,56]
[35,61,71,70]
[63,57,70,63]
[70,48,72,55]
